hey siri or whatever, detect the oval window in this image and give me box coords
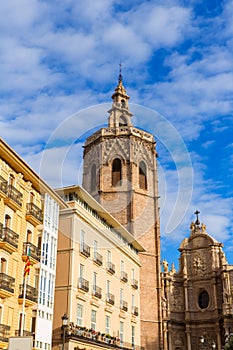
[198,290,209,309]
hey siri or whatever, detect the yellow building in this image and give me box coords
[53,185,144,350]
[0,138,66,350]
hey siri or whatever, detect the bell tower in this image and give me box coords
[82,73,162,350]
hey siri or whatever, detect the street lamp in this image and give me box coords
[200,336,204,349]
[61,313,68,350]
[212,341,216,349]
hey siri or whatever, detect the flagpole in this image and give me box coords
[20,243,29,337]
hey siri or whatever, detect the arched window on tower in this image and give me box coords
[112,158,122,187]
[91,164,97,192]
[121,99,126,108]
[139,161,147,190]
[119,115,127,127]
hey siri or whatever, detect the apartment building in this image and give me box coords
[53,185,144,350]
[0,138,66,350]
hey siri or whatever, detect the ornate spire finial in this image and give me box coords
[118,62,122,83]
[194,210,200,225]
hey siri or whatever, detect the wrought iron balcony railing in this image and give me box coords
[120,271,128,283]
[93,252,103,266]
[106,292,115,305]
[19,284,37,303]
[0,324,10,342]
[6,185,23,207]
[107,261,115,274]
[15,329,33,337]
[120,300,128,312]
[0,273,15,296]
[92,285,102,299]
[80,243,90,258]
[22,242,40,262]
[0,226,19,249]
[132,306,139,316]
[0,176,7,195]
[78,278,89,292]
[131,279,138,289]
[26,203,43,223]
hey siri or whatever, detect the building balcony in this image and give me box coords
[78,278,89,293]
[4,185,23,211]
[0,273,15,298]
[0,324,10,345]
[92,285,102,299]
[131,279,138,290]
[106,293,115,305]
[120,271,128,283]
[15,329,33,337]
[26,203,43,226]
[65,323,142,349]
[22,242,40,264]
[0,176,7,199]
[0,226,19,253]
[132,306,139,316]
[106,261,115,275]
[80,243,90,258]
[93,252,103,266]
[18,284,37,306]
[120,300,128,312]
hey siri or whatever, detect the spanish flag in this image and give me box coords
[24,249,31,277]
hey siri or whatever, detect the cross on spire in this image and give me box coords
[194,210,200,225]
[118,62,123,83]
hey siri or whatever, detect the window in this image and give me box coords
[77,304,83,326]
[80,230,85,247]
[26,230,32,243]
[106,280,110,294]
[112,158,122,187]
[107,250,111,263]
[94,240,97,259]
[31,313,36,335]
[120,321,124,346]
[105,315,110,334]
[139,161,147,190]
[120,288,124,307]
[119,115,127,126]
[29,192,34,204]
[8,174,14,186]
[91,164,97,192]
[79,264,84,279]
[91,310,97,330]
[132,294,135,308]
[4,214,11,228]
[42,232,49,266]
[93,272,97,290]
[198,290,209,309]
[0,258,7,273]
[120,260,124,273]
[132,326,135,349]
[121,99,126,108]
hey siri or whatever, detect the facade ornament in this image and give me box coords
[162,260,169,273]
[201,223,206,232]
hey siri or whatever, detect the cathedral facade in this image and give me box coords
[161,216,233,350]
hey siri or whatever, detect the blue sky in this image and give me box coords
[0,0,233,269]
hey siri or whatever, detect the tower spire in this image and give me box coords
[118,63,123,83]
[194,210,200,225]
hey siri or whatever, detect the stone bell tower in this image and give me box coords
[82,72,162,350]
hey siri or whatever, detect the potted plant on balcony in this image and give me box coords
[105,334,111,344]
